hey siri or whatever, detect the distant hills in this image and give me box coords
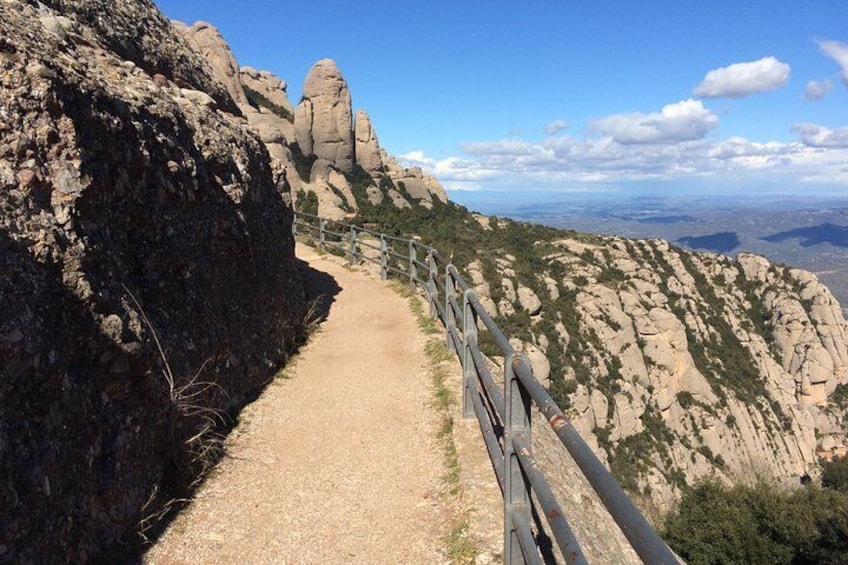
[471,195,848,312]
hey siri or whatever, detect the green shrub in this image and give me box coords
[243,84,293,121]
[663,479,848,564]
[822,457,848,494]
[295,190,318,215]
[677,391,694,409]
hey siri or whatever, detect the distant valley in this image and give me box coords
[453,193,848,314]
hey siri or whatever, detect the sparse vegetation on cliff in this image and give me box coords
[662,477,848,564]
[243,84,293,121]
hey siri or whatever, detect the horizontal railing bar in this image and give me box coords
[467,292,514,356]
[447,264,471,292]
[513,432,588,565]
[294,220,320,229]
[433,299,446,326]
[413,259,429,271]
[357,255,380,267]
[386,264,407,277]
[510,361,679,564]
[470,346,506,418]
[386,249,409,261]
[378,232,411,243]
[430,248,445,266]
[356,240,382,251]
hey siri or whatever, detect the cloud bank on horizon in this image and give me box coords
[402,39,848,196]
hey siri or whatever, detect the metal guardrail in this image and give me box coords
[293,212,678,564]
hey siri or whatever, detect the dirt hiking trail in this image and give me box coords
[144,244,455,564]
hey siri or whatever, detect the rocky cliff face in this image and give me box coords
[0,0,305,561]
[172,24,448,218]
[173,20,248,107]
[467,229,848,513]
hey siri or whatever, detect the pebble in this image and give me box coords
[17,168,35,187]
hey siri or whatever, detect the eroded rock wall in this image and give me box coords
[468,231,848,513]
[0,0,305,560]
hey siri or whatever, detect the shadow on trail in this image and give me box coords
[296,257,342,324]
[118,257,341,563]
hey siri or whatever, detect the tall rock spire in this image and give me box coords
[294,59,354,173]
[354,109,385,175]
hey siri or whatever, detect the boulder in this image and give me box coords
[518,285,542,316]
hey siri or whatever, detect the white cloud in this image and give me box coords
[403,117,848,194]
[589,99,718,144]
[792,123,848,148]
[818,39,848,86]
[694,56,790,98]
[804,79,833,101]
[544,119,569,135]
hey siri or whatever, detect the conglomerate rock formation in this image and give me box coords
[466,229,848,513]
[0,0,306,560]
[174,21,448,217]
[294,59,355,174]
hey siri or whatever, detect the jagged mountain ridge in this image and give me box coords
[175,21,447,221]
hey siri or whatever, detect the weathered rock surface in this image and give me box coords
[386,161,449,206]
[240,66,294,116]
[473,235,848,514]
[294,59,354,173]
[354,109,384,175]
[173,24,448,219]
[239,66,296,143]
[0,1,305,561]
[174,20,247,106]
[34,0,241,115]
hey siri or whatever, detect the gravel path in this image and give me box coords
[144,245,449,564]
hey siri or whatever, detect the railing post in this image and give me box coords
[380,235,388,280]
[319,217,326,251]
[349,226,357,265]
[445,266,457,353]
[504,353,532,564]
[408,241,417,287]
[462,289,478,419]
[427,251,438,317]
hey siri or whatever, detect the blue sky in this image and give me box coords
[154,0,848,199]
